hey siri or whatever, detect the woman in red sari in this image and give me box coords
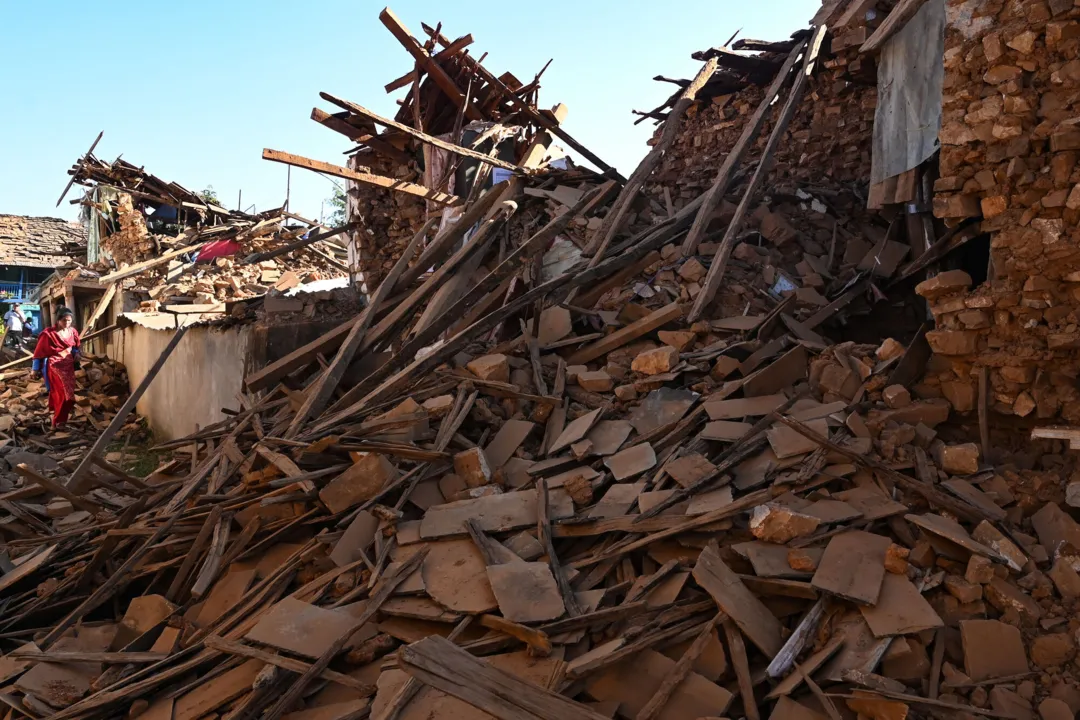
[30,308,81,428]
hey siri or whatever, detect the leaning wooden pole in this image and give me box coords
[68,324,191,492]
[284,218,429,437]
[679,37,808,258]
[583,56,720,260]
[689,25,827,323]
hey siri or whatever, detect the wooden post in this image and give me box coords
[689,26,827,323]
[679,39,808,258]
[68,324,190,492]
[583,57,720,261]
[285,222,429,437]
[83,283,116,335]
[978,365,990,462]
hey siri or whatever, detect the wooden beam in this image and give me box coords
[83,282,116,334]
[0,350,33,373]
[860,0,928,53]
[240,223,357,265]
[395,182,508,291]
[285,218,427,437]
[68,325,190,492]
[310,108,414,165]
[13,463,103,515]
[98,242,207,285]
[567,302,684,365]
[378,8,482,121]
[454,53,625,182]
[244,320,353,392]
[630,613,725,720]
[261,549,427,720]
[204,636,375,693]
[384,34,474,92]
[323,184,595,420]
[680,38,808,257]
[585,57,719,262]
[39,512,181,648]
[319,92,524,174]
[311,200,687,432]
[360,198,515,354]
[689,26,826,323]
[56,130,103,207]
[262,149,461,206]
[82,323,119,344]
[399,636,610,720]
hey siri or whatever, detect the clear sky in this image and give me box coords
[0,0,818,224]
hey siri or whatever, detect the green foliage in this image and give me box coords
[327,186,347,226]
[198,185,222,207]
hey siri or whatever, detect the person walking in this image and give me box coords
[30,307,81,428]
[3,303,25,348]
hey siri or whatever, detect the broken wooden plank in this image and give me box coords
[399,635,610,720]
[68,325,190,493]
[321,93,523,173]
[680,40,808,257]
[860,0,929,52]
[689,26,827,322]
[263,148,461,206]
[568,303,684,365]
[692,543,784,657]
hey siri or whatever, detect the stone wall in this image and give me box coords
[923,0,1080,422]
[633,40,883,324]
[642,39,878,215]
[346,151,428,290]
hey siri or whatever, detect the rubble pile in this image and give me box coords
[0,353,130,442]
[923,0,1080,422]
[105,192,155,266]
[60,155,350,315]
[8,3,1080,720]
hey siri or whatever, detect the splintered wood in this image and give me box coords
[3,2,1076,720]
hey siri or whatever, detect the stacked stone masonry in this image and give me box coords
[927,0,1080,422]
[632,40,883,325]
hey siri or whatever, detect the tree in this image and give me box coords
[199,185,222,207]
[327,186,347,226]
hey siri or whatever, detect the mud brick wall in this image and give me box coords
[924,0,1080,422]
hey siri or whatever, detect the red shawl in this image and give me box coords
[33,326,80,360]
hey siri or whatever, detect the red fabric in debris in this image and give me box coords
[197,239,242,263]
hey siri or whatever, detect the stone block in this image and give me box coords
[467,354,510,383]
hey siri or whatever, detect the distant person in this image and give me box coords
[3,302,25,347]
[30,307,81,428]
[22,315,34,339]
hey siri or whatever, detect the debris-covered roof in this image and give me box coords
[0,214,86,268]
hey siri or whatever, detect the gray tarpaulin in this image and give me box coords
[870,0,945,185]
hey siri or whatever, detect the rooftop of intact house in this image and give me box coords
[0,214,86,268]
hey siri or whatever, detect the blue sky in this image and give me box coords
[0,0,818,224]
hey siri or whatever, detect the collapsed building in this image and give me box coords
[5,2,1080,720]
[29,151,357,437]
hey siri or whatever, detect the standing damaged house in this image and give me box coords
[0,215,85,344]
[29,149,356,439]
[7,4,1080,720]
